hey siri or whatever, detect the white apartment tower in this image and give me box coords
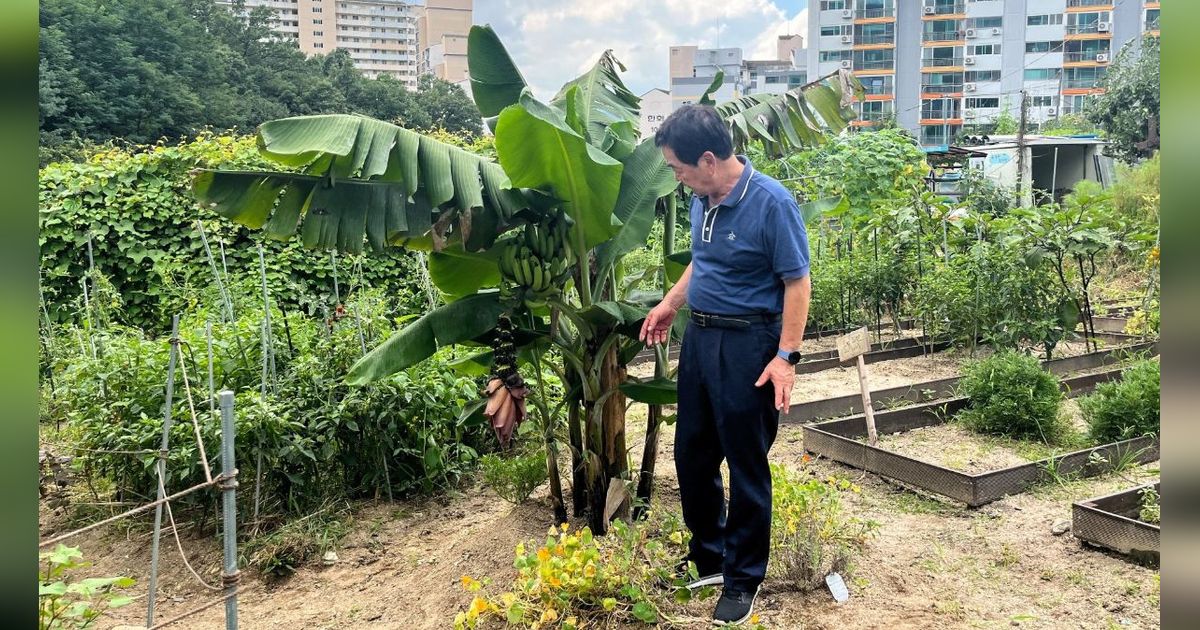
[806,0,1160,146]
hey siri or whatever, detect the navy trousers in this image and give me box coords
[674,319,781,592]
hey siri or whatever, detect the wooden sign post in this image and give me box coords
[837,327,878,445]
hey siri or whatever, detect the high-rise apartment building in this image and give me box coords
[806,0,1160,146]
[417,0,472,88]
[219,1,473,89]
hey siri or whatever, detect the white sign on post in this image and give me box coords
[837,327,878,445]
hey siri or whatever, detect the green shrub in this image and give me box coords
[1138,486,1160,524]
[480,450,548,504]
[768,462,877,591]
[39,545,134,629]
[42,289,491,516]
[957,350,1067,443]
[1080,359,1160,443]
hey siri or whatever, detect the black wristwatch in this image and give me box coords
[776,348,802,365]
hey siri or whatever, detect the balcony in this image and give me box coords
[858,110,894,122]
[923,56,964,67]
[926,3,966,15]
[923,31,963,42]
[1064,51,1109,62]
[855,59,895,70]
[1066,23,1108,35]
[1063,77,1104,89]
[855,8,895,19]
[856,33,895,45]
[921,83,964,94]
[1066,0,1111,7]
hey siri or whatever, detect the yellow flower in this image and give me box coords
[540,607,559,623]
[561,522,570,532]
[516,542,526,556]
[538,548,551,562]
[468,596,489,618]
[750,613,761,624]
[668,531,683,545]
[460,575,482,591]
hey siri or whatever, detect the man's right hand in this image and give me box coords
[640,301,678,346]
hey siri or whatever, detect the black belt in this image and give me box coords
[689,310,781,329]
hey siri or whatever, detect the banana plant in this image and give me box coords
[192,25,860,533]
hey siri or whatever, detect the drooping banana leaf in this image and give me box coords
[346,291,506,385]
[494,90,625,251]
[192,114,529,254]
[550,50,641,145]
[715,69,864,156]
[698,71,725,106]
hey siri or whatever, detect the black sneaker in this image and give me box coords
[712,586,759,626]
[673,557,724,590]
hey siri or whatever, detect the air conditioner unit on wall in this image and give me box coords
[964,83,977,92]
[841,35,853,44]
[1047,107,1057,115]
[923,6,935,15]
[1097,22,1111,32]
[965,57,976,65]
[840,59,853,69]
[841,8,853,19]
[964,110,976,118]
[965,28,977,38]
[1096,53,1109,62]
[991,27,1002,35]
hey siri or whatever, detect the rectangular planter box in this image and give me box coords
[801,369,1160,506]
[783,341,1157,424]
[1073,483,1160,563]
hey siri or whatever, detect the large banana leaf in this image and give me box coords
[550,50,641,144]
[716,69,863,155]
[593,139,678,282]
[494,91,624,251]
[346,291,506,385]
[467,25,528,121]
[193,114,529,254]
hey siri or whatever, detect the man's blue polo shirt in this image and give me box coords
[687,155,810,316]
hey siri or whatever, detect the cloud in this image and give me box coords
[475,1,808,99]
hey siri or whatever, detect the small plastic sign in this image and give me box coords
[825,572,850,603]
[837,326,871,363]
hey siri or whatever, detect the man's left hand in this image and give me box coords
[754,357,794,412]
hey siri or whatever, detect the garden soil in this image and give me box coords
[50,349,1159,630]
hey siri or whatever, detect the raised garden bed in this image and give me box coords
[801,369,1160,506]
[783,341,1157,424]
[1073,483,1160,563]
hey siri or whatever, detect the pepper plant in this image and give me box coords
[192,25,860,533]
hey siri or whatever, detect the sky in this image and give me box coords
[473,0,809,99]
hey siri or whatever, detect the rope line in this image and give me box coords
[145,586,250,630]
[174,345,213,483]
[157,472,222,591]
[38,477,222,548]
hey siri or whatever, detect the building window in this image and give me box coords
[1025,41,1063,53]
[820,25,851,37]
[765,76,781,84]
[1030,95,1055,107]
[967,17,1002,29]
[312,6,322,12]
[965,70,1001,82]
[967,44,1001,56]
[965,97,1000,108]
[1023,68,1061,81]
[819,0,846,9]
[313,31,322,36]
[1145,9,1160,30]
[313,43,324,48]
[1027,14,1064,26]
[312,19,323,24]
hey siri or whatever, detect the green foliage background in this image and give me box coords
[39,133,434,331]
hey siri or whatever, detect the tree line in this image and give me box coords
[39,0,482,162]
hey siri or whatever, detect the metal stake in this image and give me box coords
[146,314,180,627]
[218,390,240,630]
[257,244,276,387]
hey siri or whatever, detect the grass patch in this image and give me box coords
[244,502,353,579]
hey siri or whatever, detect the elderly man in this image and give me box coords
[640,104,811,625]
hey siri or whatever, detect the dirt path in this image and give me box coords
[51,346,1158,630]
